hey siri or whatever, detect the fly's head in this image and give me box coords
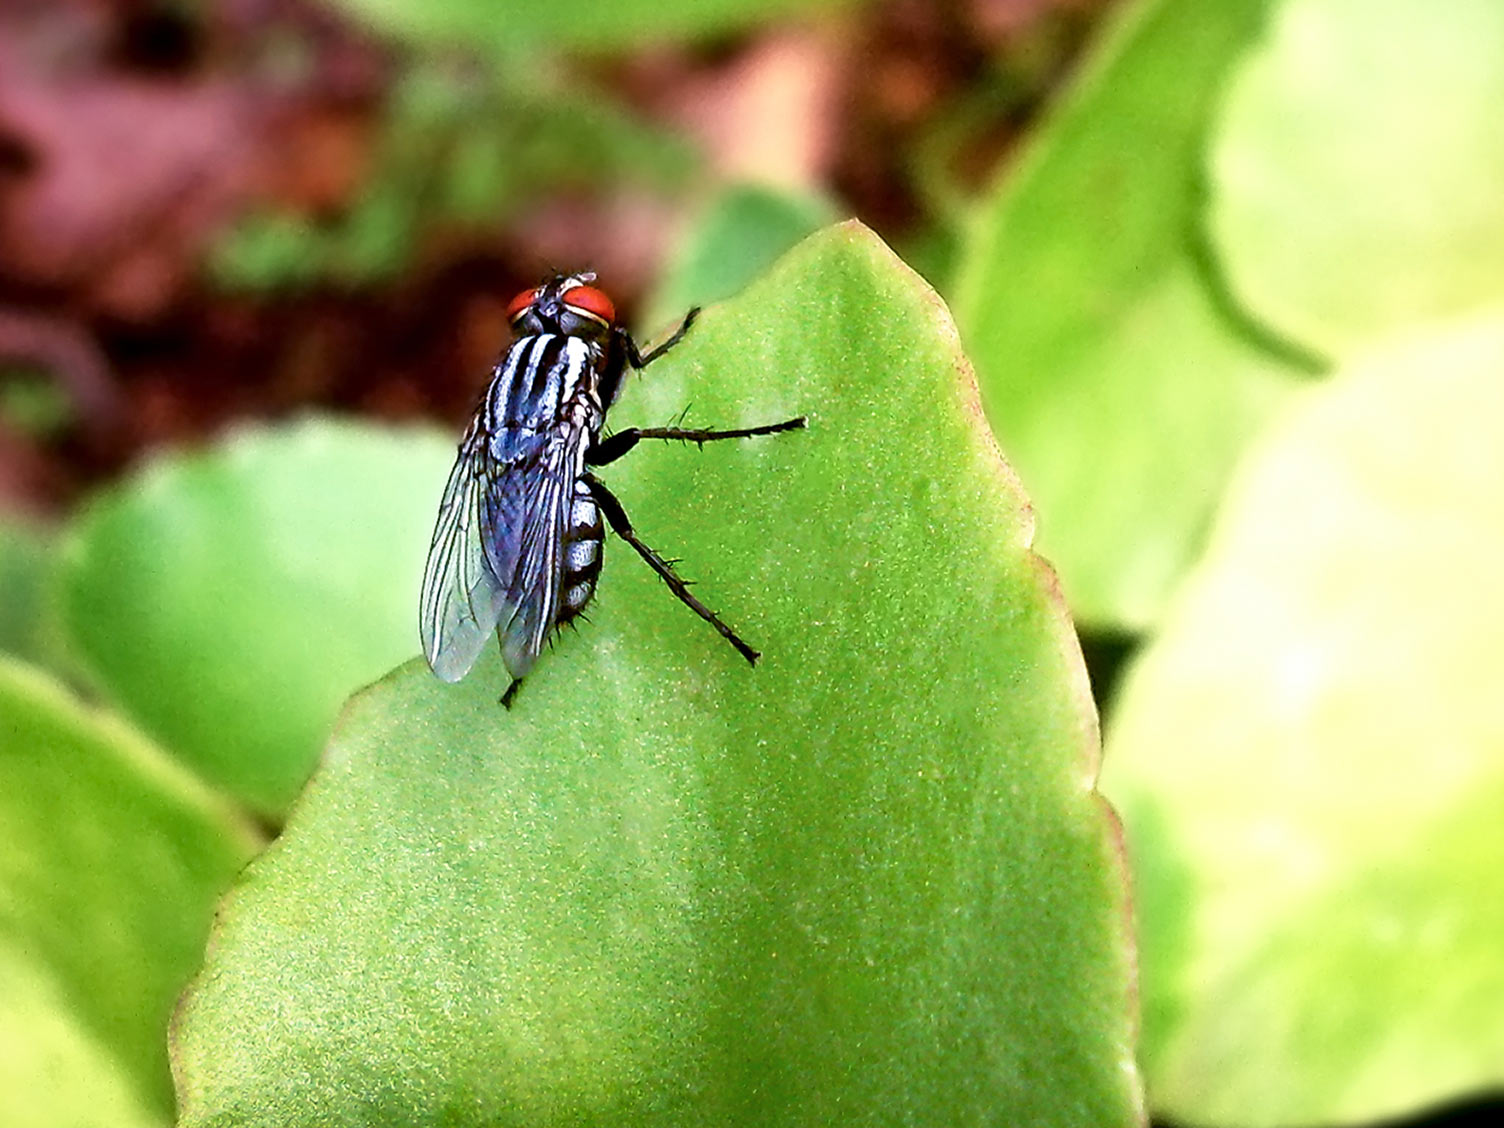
[506,272,617,343]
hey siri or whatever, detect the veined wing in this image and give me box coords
[422,331,598,685]
[486,423,590,680]
[418,424,510,683]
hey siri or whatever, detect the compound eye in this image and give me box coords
[506,287,539,321]
[562,284,615,325]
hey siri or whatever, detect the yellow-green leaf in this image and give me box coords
[1211,0,1504,357]
[58,421,457,817]
[0,658,258,1126]
[953,0,1305,631]
[1105,310,1504,1125]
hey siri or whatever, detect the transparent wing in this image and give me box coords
[487,426,589,680]
[418,426,509,682]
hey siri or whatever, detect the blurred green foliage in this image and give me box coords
[1104,309,1504,1126]
[643,183,839,331]
[57,420,457,816]
[0,518,55,667]
[0,659,257,1127]
[1210,0,1504,357]
[951,0,1307,633]
[0,369,73,438]
[213,64,695,292]
[326,0,865,52]
[1081,0,1504,1123]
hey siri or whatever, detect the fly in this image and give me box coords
[419,272,805,707]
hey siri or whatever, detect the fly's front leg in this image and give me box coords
[621,307,700,369]
[582,473,759,665]
[588,416,807,467]
[600,308,700,406]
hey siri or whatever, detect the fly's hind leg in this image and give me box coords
[500,677,522,709]
[581,473,759,665]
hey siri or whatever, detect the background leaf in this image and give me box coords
[952,0,1307,631]
[324,0,866,52]
[0,517,55,667]
[173,224,1141,1127]
[1210,0,1504,358]
[1,366,73,437]
[643,183,839,331]
[58,419,456,817]
[212,64,693,293]
[0,658,258,1126]
[1102,309,1504,1125]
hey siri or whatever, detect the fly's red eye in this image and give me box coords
[506,287,538,321]
[562,285,615,325]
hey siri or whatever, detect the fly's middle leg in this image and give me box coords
[588,415,806,467]
[581,473,760,666]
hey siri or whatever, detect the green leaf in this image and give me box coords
[0,964,162,1128]
[0,516,55,666]
[0,657,258,1126]
[325,0,864,52]
[643,183,839,331]
[952,0,1307,631]
[1103,309,1504,1125]
[1210,0,1504,358]
[58,419,457,817]
[173,224,1141,1127]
